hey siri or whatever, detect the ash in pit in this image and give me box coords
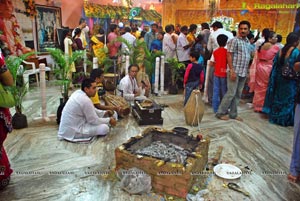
[135,141,190,164]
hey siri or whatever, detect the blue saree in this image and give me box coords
[262,48,299,127]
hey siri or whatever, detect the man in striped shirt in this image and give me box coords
[215,20,251,122]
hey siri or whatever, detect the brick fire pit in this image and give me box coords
[115,127,210,198]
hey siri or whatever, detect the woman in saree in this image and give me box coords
[252,31,280,112]
[0,49,13,190]
[262,32,300,126]
[91,28,106,65]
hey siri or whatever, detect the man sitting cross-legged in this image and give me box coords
[90,68,121,119]
[58,78,117,142]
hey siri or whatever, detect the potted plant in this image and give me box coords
[46,48,84,124]
[166,58,185,94]
[117,37,164,92]
[5,52,34,129]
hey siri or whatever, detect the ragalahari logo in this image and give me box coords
[241,2,300,15]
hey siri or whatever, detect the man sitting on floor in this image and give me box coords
[118,64,150,104]
[58,78,117,142]
[90,68,120,119]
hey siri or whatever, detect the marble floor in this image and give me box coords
[1,81,300,201]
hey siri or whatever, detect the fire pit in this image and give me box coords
[115,127,210,198]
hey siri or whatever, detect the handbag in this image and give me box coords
[281,56,300,80]
[0,83,15,108]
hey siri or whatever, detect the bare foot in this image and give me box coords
[288,174,298,183]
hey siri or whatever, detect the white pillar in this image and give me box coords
[203,62,210,103]
[154,57,160,94]
[160,55,165,94]
[93,57,98,69]
[39,63,48,120]
[125,55,130,75]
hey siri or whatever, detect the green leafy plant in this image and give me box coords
[116,37,164,79]
[5,52,34,114]
[46,48,84,101]
[143,48,164,79]
[166,58,186,86]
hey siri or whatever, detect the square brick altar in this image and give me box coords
[115,127,210,198]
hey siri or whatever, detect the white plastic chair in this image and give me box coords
[21,60,39,90]
[20,60,51,90]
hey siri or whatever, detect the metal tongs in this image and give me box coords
[227,183,250,197]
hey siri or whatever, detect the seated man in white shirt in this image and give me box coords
[119,64,149,104]
[58,78,117,142]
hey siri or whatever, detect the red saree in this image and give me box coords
[0,107,13,190]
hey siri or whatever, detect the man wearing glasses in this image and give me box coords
[119,64,148,103]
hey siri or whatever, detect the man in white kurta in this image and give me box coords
[118,64,141,104]
[177,26,191,63]
[121,26,136,53]
[58,78,117,142]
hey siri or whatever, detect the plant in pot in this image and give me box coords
[5,52,34,129]
[166,58,185,94]
[46,48,84,124]
[143,46,164,84]
[117,37,165,93]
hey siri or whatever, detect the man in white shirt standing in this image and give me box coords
[58,78,117,142]
[121,26,136,53]
[163,24,176,88]
[206,21,233,105]
[177,25,191,64]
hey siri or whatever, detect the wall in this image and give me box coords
[162,0,298,38]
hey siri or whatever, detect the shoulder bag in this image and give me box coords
[281,48,300,80]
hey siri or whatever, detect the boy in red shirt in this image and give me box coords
[210,34,228,113]
[183,51,205,105]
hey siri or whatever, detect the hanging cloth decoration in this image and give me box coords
[129,7,141,20]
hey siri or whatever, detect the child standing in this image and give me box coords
[183,51,205,105]
[150,32,164,52]
[210,34,228,113]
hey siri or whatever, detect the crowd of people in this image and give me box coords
[1,17,300,191]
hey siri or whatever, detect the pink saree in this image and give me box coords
[252,45,280,112]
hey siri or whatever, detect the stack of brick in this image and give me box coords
[115,127,210,198]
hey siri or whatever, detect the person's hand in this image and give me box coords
[109,117,117,127]
[230,71,237,81]
[134,90,140,97]
[114,106,122,113]
[105,110,114,117]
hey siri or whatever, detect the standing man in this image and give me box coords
[144,23,158,50]
[187,24,197,46]
[58,78,117,142]
[121,26,136,53]
[206,21,233,105]
[107,23,121,59]
[200,22,211,46]
[177,25,191,65]
[215,20,251,121]
[163,24,176,88]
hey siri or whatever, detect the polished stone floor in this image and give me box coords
[1,81,300,201]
